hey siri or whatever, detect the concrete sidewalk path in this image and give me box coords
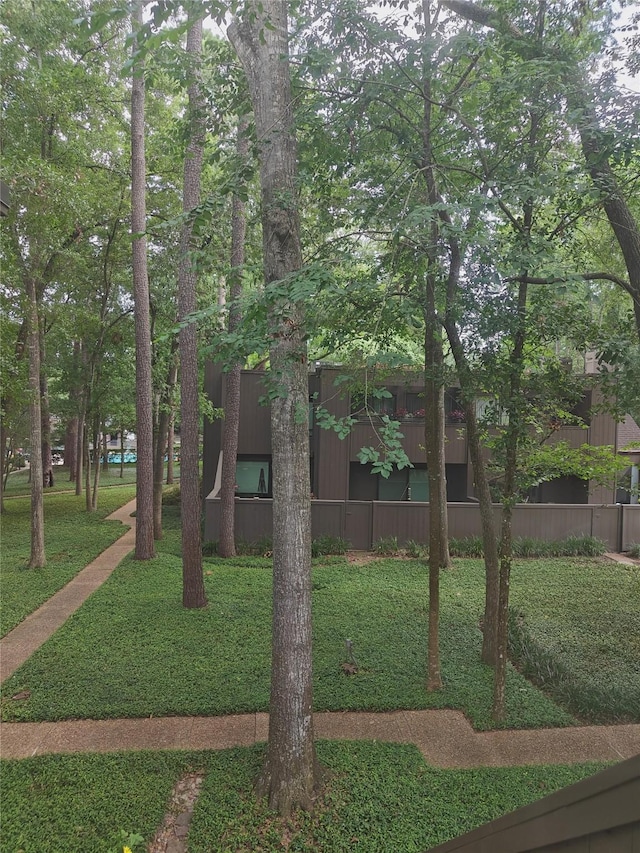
[2,709,639,768]
[0,498,137,683]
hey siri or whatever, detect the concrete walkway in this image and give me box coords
[0,498,137,683]
[1,501,639,769]
[2,709,639,768]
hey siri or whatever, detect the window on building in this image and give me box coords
[475,397,509,425]
[350,389,396,417]
[405,392,425,417]
[378,465,430,501]
[235,457,271,496]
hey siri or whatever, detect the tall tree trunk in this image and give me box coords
[229,2,320,815]
[492,281,527,722]
[39,328,53,489]
[570,90,640,338]
[421,0,450,692]
[26,276,45,567]
[102,428,109,472]
[91,418,101,511]
[120,427,125,479]
[85,420,92,512]
[444,320,501,665]
[166,415,175,484]
[153,349,177,539]
[0,416,6,514]
[131,0,155,560]
[75,408,84,496]
[178,16,207,608]
[219,120,249,558]
[65,415,78,482]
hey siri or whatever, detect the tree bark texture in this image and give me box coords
[493,278,528,723]
[219,120,249,558]
[131,0,155,560]
[178,16,207,608]
[421,0,450,691]
[65,416,78,482]
[570,89,640,338]
[444,319,501,665]
[39,334,53,489]
[229,1,319,815]
[26,276,45,567]
[91,418,101,511]
[153,349,177,540]
[166,416,175,484]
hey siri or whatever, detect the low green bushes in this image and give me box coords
[404,535,607,559]
[204,534,349,558]
[507,557,640,723]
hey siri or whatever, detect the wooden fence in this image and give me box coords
[204,498,640,553]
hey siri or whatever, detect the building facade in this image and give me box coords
[203,362,640,551]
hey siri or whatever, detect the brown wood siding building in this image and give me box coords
[203,363,639,550]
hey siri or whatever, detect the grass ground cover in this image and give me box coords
[507,558,640,722]
[3,465,157,495]
[0,743,605,853]
[0,508,574,729]
[0,485,136,636]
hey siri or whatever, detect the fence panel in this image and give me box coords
[204,499,631,551]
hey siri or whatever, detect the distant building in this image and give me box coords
[203,362,640,551]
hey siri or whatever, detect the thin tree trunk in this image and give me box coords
[421,0,450,692]
[75,408,84,496]
[178,16,207,608]
[39,329,53,489]
[444,320,501,664]
[102,428,109,472]
[26,276,45,567]
[65,415,78,482]
[0,416,6,514]
[153,350,177,539]
[166,415,174,484]
[91,419,101,511]
[120,427,125,479]
[219,119,249,558]
[85,420,92,512]
[571,91,640,337]
[131,0,155,560]
[229,2,320,815]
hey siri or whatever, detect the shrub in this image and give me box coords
[202,540,218,556]
[626,543,640,559]
[312,535,349,557]
[373,536,399,556]
[161,485,181,505]
[508,607,638,723]
[404,540,427,558]
[514,537,550,558]
[449,536,484,558]
[549,536,606,557]
[447,534,606,559]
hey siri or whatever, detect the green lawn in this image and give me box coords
[508,557,640,722]
[2,505,638,727]
[4,465,146,495]
[0,486,136,636]
[1,499,635,852]
[0,505,570,729]
[0,744,606,853]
